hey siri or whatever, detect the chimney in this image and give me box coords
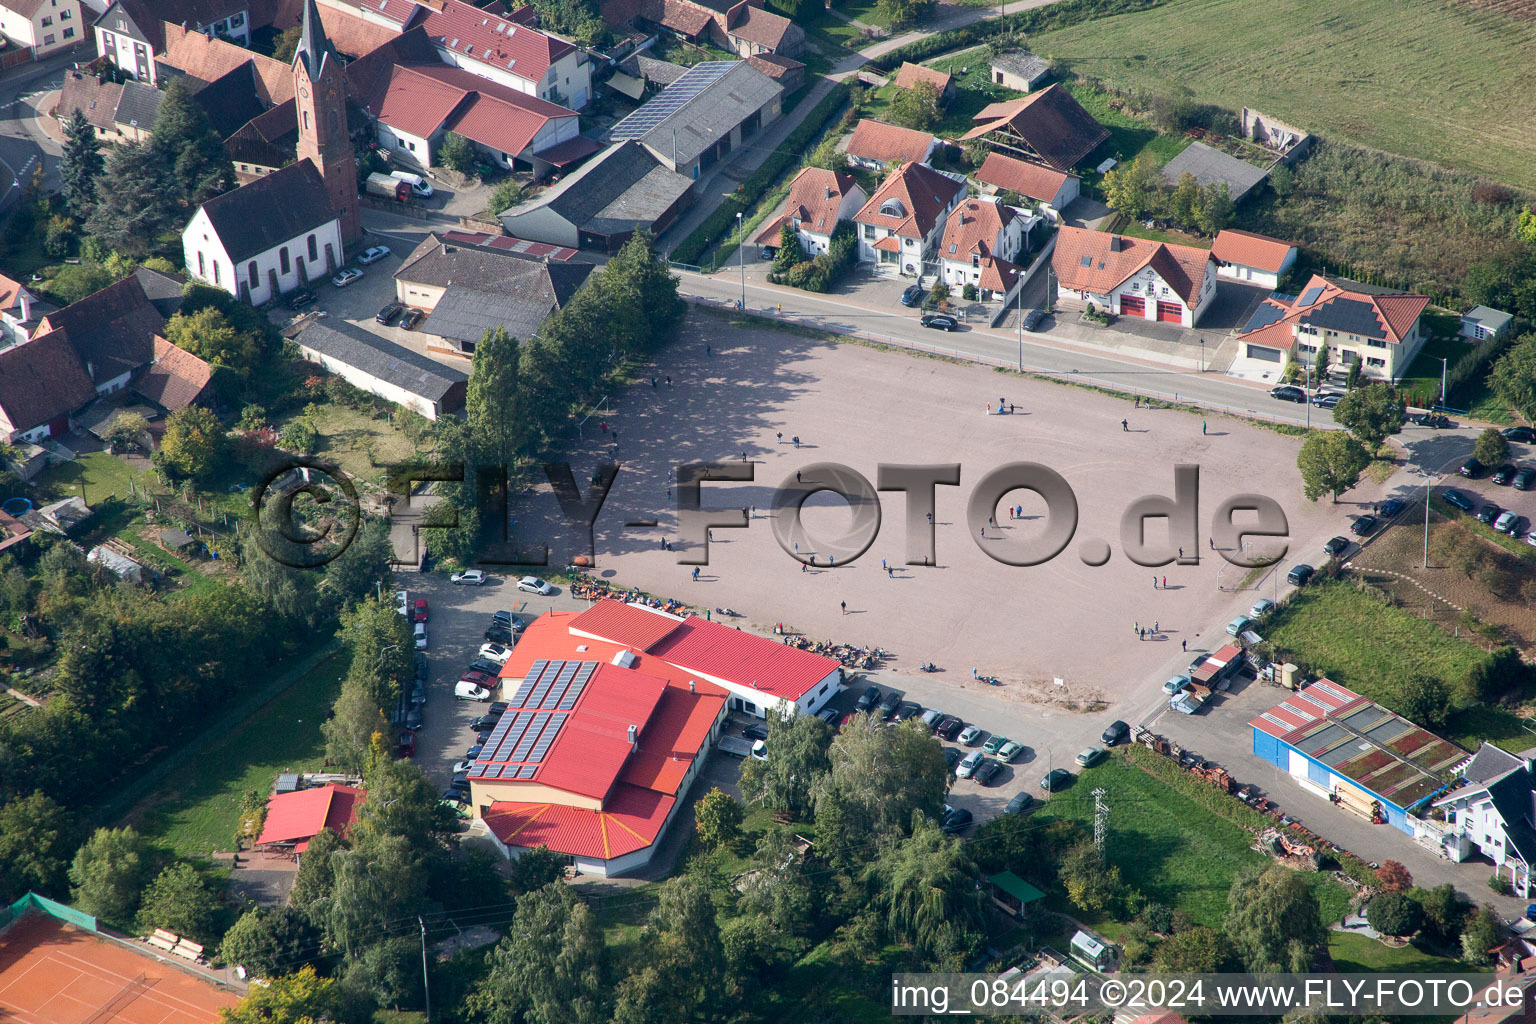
[627,724,638,751]
[1109,235,1123,252]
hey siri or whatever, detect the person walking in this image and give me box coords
[1122,419,1129,432]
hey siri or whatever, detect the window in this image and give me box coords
[279,247,290,274]
[307,234,317,261]
[248,261,258,286]
[62,27,72,37]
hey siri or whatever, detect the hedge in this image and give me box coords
[865,0,1165,73]
[670,82,852,268]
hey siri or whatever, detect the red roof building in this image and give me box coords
[256,783,364,852]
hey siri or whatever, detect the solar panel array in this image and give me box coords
[468,660,597,782]
[608,62,738,140]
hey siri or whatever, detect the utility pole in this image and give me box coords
[419,916,431,1020]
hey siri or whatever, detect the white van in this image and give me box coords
[455,681,490,701]
[414,621,427,650]
[390,170,434,197]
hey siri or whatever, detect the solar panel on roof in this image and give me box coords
[609,62,738,140]
[1298,285,1324,306]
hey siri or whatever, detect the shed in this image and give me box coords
[987,870,1044,916]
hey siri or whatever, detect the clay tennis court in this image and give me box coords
[0,915,237,1024]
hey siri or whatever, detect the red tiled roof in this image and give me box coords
[845,118,934,166]
[135,337,212,411]
[484,783,674,859]
[893,61,952,95]
[256,784,365,849]
[569,599,685,650]
[854,161,966,241]
[940,197,1015,262]
[1210,229,1295,274]
[647,615,841,701]
[975,152,1073,204]
[1052,225,1213,305]
[962,84,1109,172]
[417,0,575,87]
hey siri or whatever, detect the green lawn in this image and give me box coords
[1328,931,1478,974]
[1264,579,1488,709]
[1034,758,1350,927]
[127,650,347,859]
[1030,0,1536,190]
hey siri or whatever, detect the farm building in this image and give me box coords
[1249,679,1465,833]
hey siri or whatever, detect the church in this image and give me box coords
[180,0,360,306]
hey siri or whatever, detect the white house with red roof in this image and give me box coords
[752,166,865,256]
[1210,228,1297,289]
[1234,273,1429,382]
[854,161,967,278]
[1051,225,1216,327]
[936,196,1033,302]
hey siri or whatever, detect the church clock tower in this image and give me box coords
[293,0,361,246]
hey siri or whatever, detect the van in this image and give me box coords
[390,170,434,197]
[455,681,491,701]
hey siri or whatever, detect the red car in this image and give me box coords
[413,598,429,623]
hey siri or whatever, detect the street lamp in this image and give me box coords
[737,211,746,311]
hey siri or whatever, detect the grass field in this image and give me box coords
[1030,0,1536,190]
[127,650,347,859]
[1264,579,1489,708]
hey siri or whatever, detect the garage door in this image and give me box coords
[1156,301,1183,323]
[1119,295,1144,316]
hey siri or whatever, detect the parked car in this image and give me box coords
[375,301,404,325]
[1476,504,1502,525]
[956,750,985,779]
[516,576,553,595]
[1503,426,1536,443]
[1287,564,1315,586]
[331,267,363,288]
[1226,616,1252,637]
[1379,499,1405,518]
[1493,464,1518,485]
[972,759,1002,785]
[287,288,316,309]
[900,284,924,307]
[983,735,1010,756]
[1350,514,1377,536]
[1514,468,1536,491]
[941,805,973,833]
[935,715,963,740]
[401,308,425,330]
[1040,768,1073,791]
[1101,720,1130,745]
[1022,308,1047,332]
[452,569,487,585]
[413,597,428,622]
[1323,536,1350,557]
[878,690,903,719]
[1460,457,1487,478]
[357,245,392,265]
[1443,488,1476,512]
[1005,792,1035,814]
[855,685,880,711]
[1269,385,1306,403]
[958,725,982,745]
[1075,746,1107,768]
[920,314,959,331]
[996,739,1024,763]
[1162,674,1191,696]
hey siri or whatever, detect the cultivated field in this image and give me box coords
[1031,0,1536,189]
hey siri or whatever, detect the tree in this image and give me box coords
[1225,864,1325,973]
[740,709,832,818]
[874,0,935,29]
[1167,172,1200,227]
[0,791,75,901]
[1153,925,1226,972]
[694,787,744,849]
[465,326,523,470]
[472,884,609,1024]
[1474,427,1511,466]
[219,907,322,979]
[103,411,150,452]
[1489,335,1536,420]
[152,77,235,205]
[1193,182,1234,236]
[487,179,526,215]
[813,716,948,857]
[438,132,476,174]
[1102,153,1163,221]
[1461,905,1505,966]
[865,816,986,961]
[1297,430,1370,503]
[60,111,105,220]
[1366,891,1423,938]
[84,141,178,256]
[219,967,343,1024]
[68,827,149,927]
[887,80,941,131]
[135,863,222,946]
[1334,381,1406,447]
[613,873,725,1024]
[156,405,225,481]
[1392,675,1452,729]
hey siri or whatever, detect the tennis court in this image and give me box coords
[0,914,237,1024]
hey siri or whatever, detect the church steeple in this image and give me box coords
[294,0,335,83]
[292,0,360,246]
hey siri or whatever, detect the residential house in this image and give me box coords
[57,68,160,142]
[844,118,935,171]
[0,329,97,443]
[1461,305,1513,342]
[892,61,953,103]
[974,151,1079,217]
[1051,225,1216,327]
[499,140,694,251]
[853,160,967,278]
[751,166,865,256]
[292,318,467,419]
[936,197,1030,302]
[0,271,44,346]
[3,0,83,54]
[393,231,593,356]
[607,60,781,180]
[1235,273,1430,381]
[415,0,593,108]
[989,50,1049,92]
[94,0,247,82]
[961,84,1109,173]
[1434,744,1536,897]
[1210,228,1297,289]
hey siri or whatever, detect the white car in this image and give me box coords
[1162,674,1191,696]
[394,589,408,616]
[331,267,363,287]
[356,245,391,265]
[478,642,512,664]
[516,576,553,595]
[957,725,982,745]
[451,569,487,585]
